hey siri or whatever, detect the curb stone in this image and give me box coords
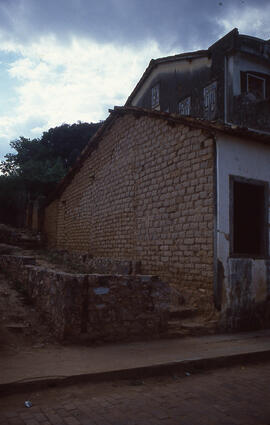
[1,348,270,396]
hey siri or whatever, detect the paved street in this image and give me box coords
[0,361,270,425]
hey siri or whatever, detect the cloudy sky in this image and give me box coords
[0,0,269,159]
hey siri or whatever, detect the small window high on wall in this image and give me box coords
[178,97,191,116]
[230,176,268,257]
[151,84,160,109]
[240,71,269,100]
[247,73,265,99]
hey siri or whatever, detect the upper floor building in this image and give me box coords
[125,28,270,133]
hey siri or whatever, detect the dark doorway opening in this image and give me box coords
[231,178,268,257]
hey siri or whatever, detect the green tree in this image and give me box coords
[0,174,27,226]
[0,121,101,226]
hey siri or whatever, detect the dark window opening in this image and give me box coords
[247,73,265,99]
[151,84,160,108]
[178,97,191,116]
[240,71,270,100]
[232,179,268,257]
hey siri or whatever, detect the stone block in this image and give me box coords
[0,253,170,342]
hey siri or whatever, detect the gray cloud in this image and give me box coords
[0,0,269,51]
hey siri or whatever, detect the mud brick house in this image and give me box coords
[126,28,270,133]
[43,106,270,330]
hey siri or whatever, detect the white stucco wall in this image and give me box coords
[216,134,270,316]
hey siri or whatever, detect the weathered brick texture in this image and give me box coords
[31,200,39,231]
[44,112,215,308]
[44,199,59,247]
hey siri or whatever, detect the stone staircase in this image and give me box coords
[166,303,218,338]
[0,271,54,348]
[0,223,219,342]
[0,224,42,250]
[0,226,54,347]
[163,284,219,337]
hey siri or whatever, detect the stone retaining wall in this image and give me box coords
[0,224,18,245]
[53,250,141,275]
[0,255,170,342]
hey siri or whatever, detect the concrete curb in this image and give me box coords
[1,348,270,396]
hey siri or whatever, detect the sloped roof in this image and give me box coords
[124,29,240,107]
[46,106,270,204]
[125,27,270,106]
[125,49,208,106]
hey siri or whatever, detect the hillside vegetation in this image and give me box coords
[0,121,101,226]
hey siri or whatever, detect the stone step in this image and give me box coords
[167,318,218,338]
[0,224,42,250]
[4,323,30,333]
[169,306,198,321]
[15,238,41,249]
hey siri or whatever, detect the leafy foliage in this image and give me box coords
[0,121,101,225]
[0,174,27,226]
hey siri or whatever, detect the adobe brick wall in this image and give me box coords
[31,200,39,232]
[44,113,215,309]
[44,199,59,247]
[25,201,33,229]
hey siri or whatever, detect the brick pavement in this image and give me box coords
[0,362,270,425]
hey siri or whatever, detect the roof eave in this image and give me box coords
[46,106,270,205]
[125,50,208,106]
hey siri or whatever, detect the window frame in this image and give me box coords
[229,175,269,259]
[178,97,191,116]
[151,83,160,109]
[240,71,270,100]
[203,81,217,119]
[246,72,266,99]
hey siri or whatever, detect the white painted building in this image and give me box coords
[215,132,270,328]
